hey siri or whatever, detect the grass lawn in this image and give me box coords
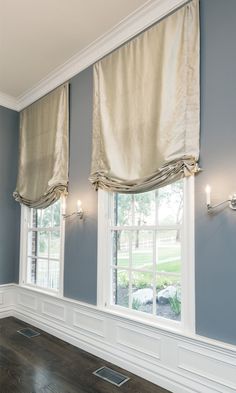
[116,245,181,291]
[117,247,181,274]
[157,260,180,273]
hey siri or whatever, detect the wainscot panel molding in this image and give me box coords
[0,0,188,111]
[73,309,106,338]
[0,284,15,318]
[178,345,236,391]
[116,323,161,361]
[42,300,66,322]
[0,284,236,393]
[18,292,37,311]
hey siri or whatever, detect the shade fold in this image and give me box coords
[89,0,200,193]
[13,83,69,208]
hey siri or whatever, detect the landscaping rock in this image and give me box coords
[157,286,177,304]
[132,288,153,305]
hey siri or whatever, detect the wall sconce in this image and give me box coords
[62,199,84,220]
[205,185,236,213]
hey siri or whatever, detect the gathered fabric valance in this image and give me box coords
[89,0,199,193]
[13,83,69,208]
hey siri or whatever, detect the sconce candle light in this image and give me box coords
[205,184,211,206]
[76,199,83,219]
[62,198,66,216]
[205,185,236,213]
[62,199,84,219]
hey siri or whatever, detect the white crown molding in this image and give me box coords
[0,0,188,112]
[0,92,18,111]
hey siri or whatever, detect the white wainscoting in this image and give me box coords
[0,284,15,318]
[1,284,236,393]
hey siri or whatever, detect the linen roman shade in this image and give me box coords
[89,0,199,193]
[14,83,69,208]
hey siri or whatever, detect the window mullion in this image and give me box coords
[128,195,135,309]
[27,255,60,262]
[111,266,180,276]
[153,230,157,316]
[28,227,60,232]
[128,231,132,309]
[154,189,159,316]
[47,230,50,288]
[110,225,181,231]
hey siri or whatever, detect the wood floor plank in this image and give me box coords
[0,317,171,393]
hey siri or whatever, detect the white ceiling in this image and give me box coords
[0,0,187,110]
[0,0,150,98]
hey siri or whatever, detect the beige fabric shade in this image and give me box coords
[89,0,200,193]
[13,83,69,208]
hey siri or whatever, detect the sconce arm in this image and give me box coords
[207,199,230,213]
[62,211,84,219]
[207,194,236,213]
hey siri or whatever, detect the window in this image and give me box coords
[98,178,194,330]
[20,199,65,295]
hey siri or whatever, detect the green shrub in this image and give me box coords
[132,298,142,310]
[169,293,181,315]
[133,277,149,289]
[156,277,181,291]
[117,272,129,288]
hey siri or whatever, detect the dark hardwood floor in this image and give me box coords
[0,317,171,393]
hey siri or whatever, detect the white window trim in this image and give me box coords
[19,200,65,298]
[97,176,195,334]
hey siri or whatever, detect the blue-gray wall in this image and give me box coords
[0,106,20,284]
[63,67,97,304]
[3,0,236,346]
[64,0,236,344]
[195,0,236,345]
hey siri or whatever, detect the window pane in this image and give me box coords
[36,259,49,288]
[36,209,42,227]
[27,230,33,256]
[50,231,60,259]
[52,200,61,227]
[112,230,130,268]
[132,271,153,314]
[157,181,183,226]
[49,260,59,290]
[132,230,153,270]
[31,209,38,228]
[110,180,184,322]
[156,274,181,321]
[134,191,155,226]
[114,194,132,226]
[27,257,37,284]
[37,231,48,258]
[156,230,181,274]
[26,200,62,292]
[112,269,129,308]
[34,206,53,228]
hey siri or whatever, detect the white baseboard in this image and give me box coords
[0,309,13,319]
[1,284,236,393]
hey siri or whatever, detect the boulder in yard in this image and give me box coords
[132,288,153,305]
[157,286,177,305]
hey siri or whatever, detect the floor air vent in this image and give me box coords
[17,328,41,338]
[93,366,130,387]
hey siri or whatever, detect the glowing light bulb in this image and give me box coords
[62,198,66,215]
[77,199,82,212]
[205,185,211,206]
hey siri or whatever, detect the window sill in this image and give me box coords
[19,284,62,298]
[98,303,183,336]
